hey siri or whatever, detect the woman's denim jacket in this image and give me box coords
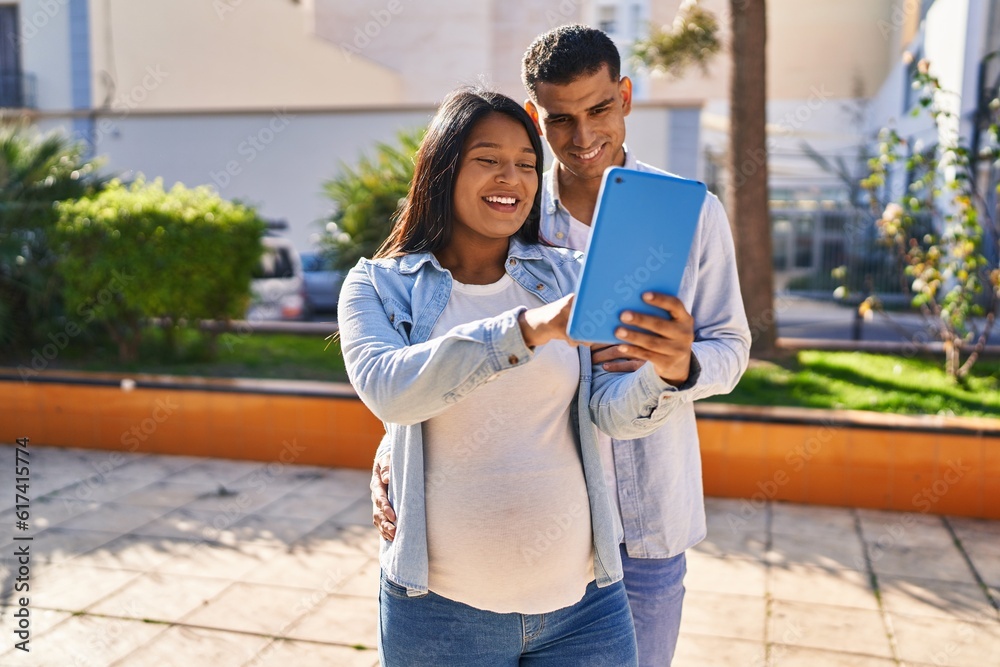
[338,237,694,595]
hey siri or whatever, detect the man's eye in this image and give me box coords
[592,107,609,115]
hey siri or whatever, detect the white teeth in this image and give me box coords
[578,146,601,160]
[485,196,517,205]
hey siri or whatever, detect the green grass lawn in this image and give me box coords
[709,350,1000,419]
[9,329,998,418]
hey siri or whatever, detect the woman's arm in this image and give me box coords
[338,266,536,425]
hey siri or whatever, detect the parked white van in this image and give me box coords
[247,236,306,321]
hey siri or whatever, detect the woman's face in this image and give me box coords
[450,112,539,245]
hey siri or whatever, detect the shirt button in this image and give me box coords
[389,314,395,323]
[536,283,544,290]
[508,258,517,266]
[508,354,519,365]
[556,232,565,239]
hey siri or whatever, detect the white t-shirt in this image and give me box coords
[423,273,595,613]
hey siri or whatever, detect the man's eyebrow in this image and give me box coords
[544,97,615,119]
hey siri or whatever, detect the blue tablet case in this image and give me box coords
[566,167,707,343]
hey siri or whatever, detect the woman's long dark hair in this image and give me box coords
[374,88,545,258]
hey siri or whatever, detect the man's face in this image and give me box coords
[527,64,631,183]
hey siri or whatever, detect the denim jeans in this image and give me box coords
[378,572,637,666]
[620,545,687,667]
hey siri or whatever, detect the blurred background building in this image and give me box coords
[3,0,997,288]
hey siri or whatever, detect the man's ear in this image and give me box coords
[524,99,543,134]
[620,77,633,116]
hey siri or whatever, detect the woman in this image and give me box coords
[338,88,683,666]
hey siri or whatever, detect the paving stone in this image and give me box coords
[685,551,767,597]
[334,558,381,598]
[679,591,767,642]
[768,645,897,666]
[154,541,282,580]
[115,624,271,667]
[879,576,998,623]
[857,509,953,549]
[55,501,171,533]
[329,498,377,527]
[769,564,879,610]
[868,544,978,584]
[295,522,380,558]
[770,502,859,540]
[28,563,141,612]
[247,639,379,667]
[28,527,123,566]
[672,634,765,667]
[241,546,370,591]
[889,613,1000,667]
[166,459,271,486]
[284,593,379,648]
[0,614,167,667]
[180,582,319,636]
[130,507,249,544]
[255,491,360,521]
[767,530,868,570]
[73,532,198,571]
[227,513,328,548]
[768,599,894,658]
[46,475,158,504]
[89,571,234,623]
[114,479,217,508]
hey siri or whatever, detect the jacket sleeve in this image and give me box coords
[682,194,751,401]
[338,263,535,426]
[588,355,693,440]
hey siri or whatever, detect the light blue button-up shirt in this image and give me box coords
[340,238,695,594]
[542,152,752,558]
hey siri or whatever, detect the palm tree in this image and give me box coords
[0,125,107,350]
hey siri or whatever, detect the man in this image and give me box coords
[371,25,750,666]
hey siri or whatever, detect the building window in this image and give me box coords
[598,5,617,35]
[0,5,26,108]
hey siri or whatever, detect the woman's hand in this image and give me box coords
[518,294,579,349]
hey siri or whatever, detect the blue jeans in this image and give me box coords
[620,545,687,667]
[378,573,637,666]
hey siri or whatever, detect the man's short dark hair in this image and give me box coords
[521,24,621,100]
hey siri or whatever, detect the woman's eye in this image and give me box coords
[476,158,498,165]
[518,163,536,169]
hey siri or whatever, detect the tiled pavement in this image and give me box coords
[0,444,997,667]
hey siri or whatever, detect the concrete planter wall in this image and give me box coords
[2,370,997,519]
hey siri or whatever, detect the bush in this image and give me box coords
[318,128,423,271]
[53,178,266,361]
[0,126,107,351]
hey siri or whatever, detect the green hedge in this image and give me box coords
[54,178,265,361]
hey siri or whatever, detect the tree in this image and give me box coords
[848,61,999,381]
[318,128,423,271]
[633,0,775,356]
[0,126,108,351]
[727,0,775,356]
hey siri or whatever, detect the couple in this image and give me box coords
[339,25,751,667]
